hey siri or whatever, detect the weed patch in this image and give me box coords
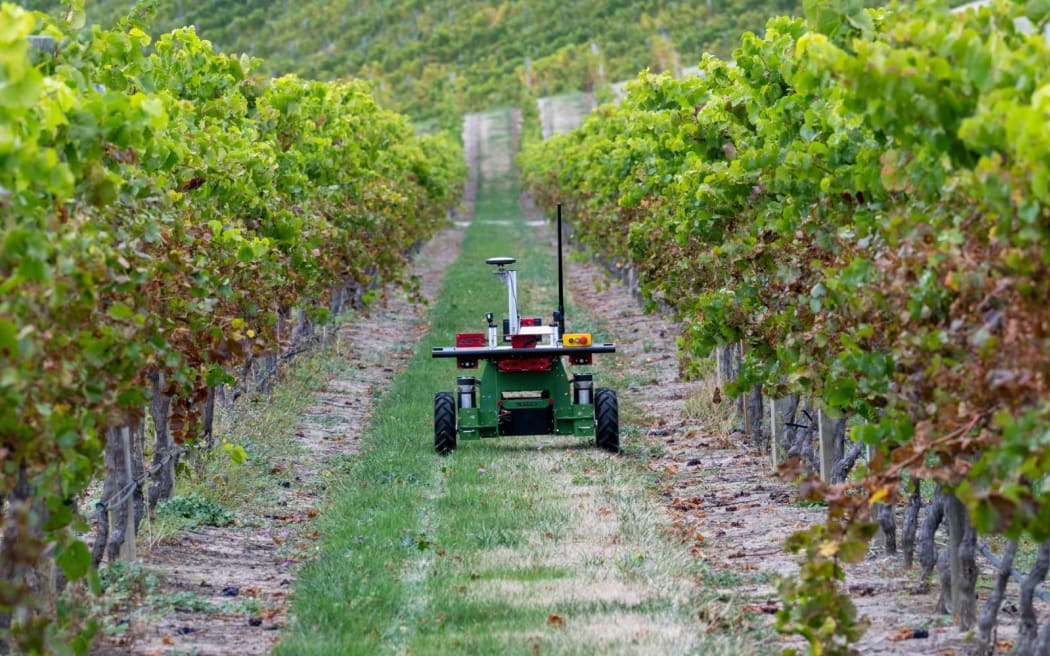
[154,494,236,528]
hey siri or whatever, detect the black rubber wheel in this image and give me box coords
[594,388,619,453]
[434,392,457,455]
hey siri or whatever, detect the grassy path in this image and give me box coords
[278,110,766,655]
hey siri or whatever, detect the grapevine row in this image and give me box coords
[521,1,1050,653]
[0,5,464,651]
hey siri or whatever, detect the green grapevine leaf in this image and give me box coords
[55,540,91,581]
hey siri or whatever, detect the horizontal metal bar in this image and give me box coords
[431,343,616,359]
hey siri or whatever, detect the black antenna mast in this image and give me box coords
[557,203,566,336]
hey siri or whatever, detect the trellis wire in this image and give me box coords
[84,445,189,521]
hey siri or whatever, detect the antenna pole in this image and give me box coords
[557,203,566,336]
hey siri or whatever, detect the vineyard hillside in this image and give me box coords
[21,0,800,131]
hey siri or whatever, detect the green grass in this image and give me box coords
[275,126,526,656]
[277,110,777,655]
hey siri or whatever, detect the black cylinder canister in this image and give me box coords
[457,376,476,408]
[573,373,593,405]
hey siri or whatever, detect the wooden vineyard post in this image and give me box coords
[769,398,778,470]
[818,408,836,482]
[741,342,749,440]
[867,428,880,552]
[120,427,136,562]
[41,556,57,599]
[743,397,750,438]
[105,456,118,564]
[864,428,892,553]
[865,417,888,549]
[739,342,747,440]
[770,397,783,471]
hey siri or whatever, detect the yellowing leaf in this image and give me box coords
[868,486,891,506]
[818,540,839,558]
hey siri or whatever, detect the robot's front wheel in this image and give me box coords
[594,388,619,454]
[434,392,457,455]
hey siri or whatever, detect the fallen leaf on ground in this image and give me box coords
[889,627,930,641]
